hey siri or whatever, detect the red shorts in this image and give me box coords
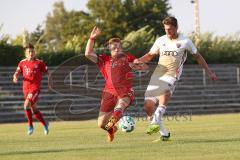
[99,88,135,112]
[23,85,40,105]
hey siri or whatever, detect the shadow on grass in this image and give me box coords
[0,145,120,156]
[176,137,240,144]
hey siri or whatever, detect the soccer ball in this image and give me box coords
[118,116,135,132]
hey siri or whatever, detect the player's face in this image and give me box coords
[164,24,178,39]
[25,48,36,60]
[109,42,122,57]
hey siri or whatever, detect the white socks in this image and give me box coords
[151,105,169,136]
[150,105,165,125]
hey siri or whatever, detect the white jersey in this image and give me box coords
[150,34,197,80]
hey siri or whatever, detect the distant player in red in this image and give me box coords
[85,27,147,142]
[13,43,50,135]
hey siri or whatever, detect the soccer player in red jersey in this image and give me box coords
[85,27,147,142]
[13,43,50,135]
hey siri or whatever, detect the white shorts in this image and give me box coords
[145,75,177,103]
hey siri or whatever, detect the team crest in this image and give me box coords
[34,64,38,68]
[176,43,181,48]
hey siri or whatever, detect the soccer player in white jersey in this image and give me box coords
[134,16,217,141]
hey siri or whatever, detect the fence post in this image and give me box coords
[139,71,142,88]
[202,69,206,87]
[69,71,72,89]
[85,65,89,88]
[237,67,240,85]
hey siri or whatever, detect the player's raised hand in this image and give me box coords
[90,26,101,39]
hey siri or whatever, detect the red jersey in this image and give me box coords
[15,58,48,88]
[96,53,135,94]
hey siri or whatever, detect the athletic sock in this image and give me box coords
[25,108,33,127]
[107,127,114,134]
[157,106,169,136]
[34,111,46,126]
[151,105,165,125]
[151,105,169,136]
[112,108,123,120]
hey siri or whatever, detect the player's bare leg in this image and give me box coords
[98,112,118,142]
[146,91,171,140]
[31,103,49,135]
[105,97,130,130]
[98,112,112,130]
[144,99,156,121]
[24,99,33,135]
[104,97,130,142]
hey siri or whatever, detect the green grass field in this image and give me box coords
[0,114,240,160]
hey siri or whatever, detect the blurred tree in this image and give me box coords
[44,1,68,52]
[123,25,155,56]
[62,11,95,53]
[44,1,94,53]
[29,24,47,53]
[11,35,23,46]
[0,24,10,45]
[87,0,170,39]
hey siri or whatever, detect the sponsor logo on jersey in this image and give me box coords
[161,51,178,56]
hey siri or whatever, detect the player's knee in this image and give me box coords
[24,105,31,110]
[144,100,155,109]
[164,90,171,97]
[24,100,31,108]
[118,98,130,108]
[32,108,39,114]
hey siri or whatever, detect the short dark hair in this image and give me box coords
[24,43,34,50]
[162,16,178,27]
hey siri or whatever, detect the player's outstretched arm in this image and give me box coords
[193,53,217,81]
[129,62,149,71]
[12,69,20,84]
[134,52,156,64]
[85,26,101,63]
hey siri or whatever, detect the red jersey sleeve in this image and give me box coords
[126,53,136,62]
[15,61,22,76]
[40,60,48,74]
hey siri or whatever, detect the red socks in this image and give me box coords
[34,111,46,126]
[107,127,113,134]
[112,108,123,121]
[25,109,33,127]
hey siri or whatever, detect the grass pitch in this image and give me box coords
[0,114,240,160]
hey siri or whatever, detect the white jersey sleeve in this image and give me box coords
[186,38,198,54]
[149,38,162,55]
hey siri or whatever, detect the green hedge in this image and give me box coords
[36,51,78,66]
[1,33,240,66]
[0,44,23,66]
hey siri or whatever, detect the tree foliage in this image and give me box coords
[14,0,170,54]
[44,1,69,51]
[0,24,10,45]
[187,32,240,64]
[87,0,170,39]
[123,26,155,56]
